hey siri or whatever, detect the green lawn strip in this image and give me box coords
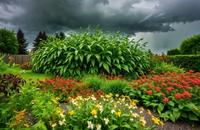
[0,65,53,81]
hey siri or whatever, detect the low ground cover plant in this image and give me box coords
[124,71,200,122]
[32,30,150,78]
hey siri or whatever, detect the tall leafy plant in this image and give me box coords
[32,30,150,77]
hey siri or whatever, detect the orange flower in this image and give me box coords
[155,87,161,92]
[174,93,182,99]
[166,87,174,92]
[163,97,170,104]
[146,90,152,95]
[182,91,192,98]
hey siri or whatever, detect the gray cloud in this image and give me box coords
[0,0,200,33]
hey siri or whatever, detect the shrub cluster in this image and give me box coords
[32,30,150,77]
[167,34,200,55]
[168,55,200,72]
[167,48,181,55]
[152,62,185,74]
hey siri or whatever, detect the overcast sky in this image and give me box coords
[0,0,200,53]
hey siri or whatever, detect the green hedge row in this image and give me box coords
[168,55,200,72]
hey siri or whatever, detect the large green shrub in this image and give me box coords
[168,55,200,72]
[0,28,18,54]
[180,34,200,54]
[32,30,150,77]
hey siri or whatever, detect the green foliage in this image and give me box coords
[180,34,200,54]
[152,62,185,74]
[0,28,18,54]
[167,48,181,55]
[168,55,200,72]
[0,84,61,129]
[32,30,150,77]
[102,80,129,95]
[82,75,104,91]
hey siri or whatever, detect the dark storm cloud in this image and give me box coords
[0,0,200,33]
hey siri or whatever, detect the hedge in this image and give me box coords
[168,55,200,72]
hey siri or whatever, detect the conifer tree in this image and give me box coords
[17,29,28,54]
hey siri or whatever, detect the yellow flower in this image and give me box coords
[152,116,164,126]
[130,101,136,107]
[91,109,97,117]
[140,117,146,126]
[115,111,121,117]
[68,110,75,116]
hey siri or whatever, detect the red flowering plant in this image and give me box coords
[39,77,104,102]
[124,71,200,122]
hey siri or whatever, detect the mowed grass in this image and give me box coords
[0,65,53,81]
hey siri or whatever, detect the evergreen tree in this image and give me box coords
[33,31,48,51]
[17,29,28,54]
[59,32,65,40]
[55,32,65,40]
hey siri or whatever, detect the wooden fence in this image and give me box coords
[3,55,31,65]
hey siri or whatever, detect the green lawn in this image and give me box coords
[0,65,53,81]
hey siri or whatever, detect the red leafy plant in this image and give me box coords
[124,71,200,122]
[40,77,104,102]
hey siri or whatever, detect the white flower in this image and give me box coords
[132,113,139,118]
[60,112,65,118]
[59,119,66,126]
[130,118,134,122]
[96,124,101,130]
[91,95,96,101]
[87,121,94,129]
[51,123,57,128]
[111,109,115,114]
[103,118,109,125]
